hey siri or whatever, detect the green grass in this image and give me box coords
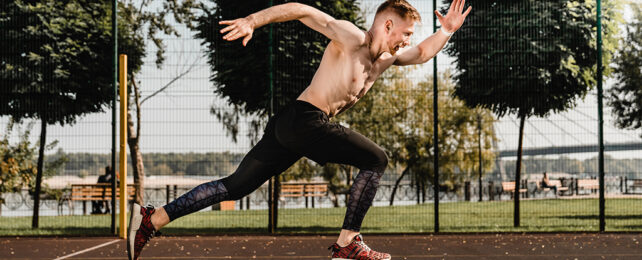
[1,198,641,236]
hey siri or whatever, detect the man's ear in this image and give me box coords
[385,19,393,33]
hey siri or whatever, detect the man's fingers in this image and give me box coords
[228,31,245,41]
[220,25,235,34]
[463,6,472,17]
[242,34,252,46]
[223,31,238,41]
[459,0,465,13]
[223,29,239,40]
[219,20,234,25]
[435,10,444,20]
[454,0,461,13]
[233,33,246,41]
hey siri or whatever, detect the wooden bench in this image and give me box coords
[501,181,527,198]
[280,182,328,208]
[576,179,599,195]
[625,179,642,194]
[71,183,136,215]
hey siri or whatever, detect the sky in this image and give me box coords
[1,0,640,161]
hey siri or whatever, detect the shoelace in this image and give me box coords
[144,206,162,238]
[356,240,371,252]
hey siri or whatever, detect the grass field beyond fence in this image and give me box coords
[1,198,641,236]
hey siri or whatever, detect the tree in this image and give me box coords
[0,122,37,216]
[444,0,623,226]
[339,68,497,206]
[119,0,200,204]
[195,0,364,143]
[0,0,143,228]
[0,120,65,216]
[608,3,642,135]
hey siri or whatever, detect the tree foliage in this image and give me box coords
[0,122,37,201]
[0,121,65,203]
[0,0,145,226]
[445,0,622,118]
[0,0,144,124]
[608,3,642,135]
[195,0,363,142]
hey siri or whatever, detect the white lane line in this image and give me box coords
[53,239,120,260]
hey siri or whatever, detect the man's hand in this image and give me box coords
[220,17,255,46]
[435,0,472,33]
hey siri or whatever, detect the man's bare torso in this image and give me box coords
[297,37,395,117]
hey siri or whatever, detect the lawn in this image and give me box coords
[1,198,640,236]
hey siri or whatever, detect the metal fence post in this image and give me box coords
[432,0,440,233]
[596,0,606,232]
[110,0,118,236]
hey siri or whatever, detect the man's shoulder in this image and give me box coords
[327,32,368,52]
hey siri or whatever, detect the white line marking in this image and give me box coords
[53,239,120,260]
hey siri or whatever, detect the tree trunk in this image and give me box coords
[514,115,526,227]
[127,111,144,205]
[416,176,421,205]
[390,166,409,206]
[32,118,46,228]
[421,181,426,203]
[273,176,281,228]
[478,114,483,202]
[128,79,145,205]
[330,193,339,208]
[127,62,196,205]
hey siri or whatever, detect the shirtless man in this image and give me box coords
[128,1,471,259]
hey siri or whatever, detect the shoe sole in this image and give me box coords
[332,257,391,260]
[127,203,142,260]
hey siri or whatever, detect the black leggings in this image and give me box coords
[163,100,388,232]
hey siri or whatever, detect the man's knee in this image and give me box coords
[220,176,247,201]
[365,148,388,173]
[220,171,267,201]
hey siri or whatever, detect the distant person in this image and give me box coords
[91,166,113,214]
[127,0,472,259]
[541,172,558,197]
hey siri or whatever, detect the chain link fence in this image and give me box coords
[1,0,640,235]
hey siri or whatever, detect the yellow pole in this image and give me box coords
[118,54,128,239]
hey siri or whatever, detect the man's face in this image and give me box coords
[385,17,415,55]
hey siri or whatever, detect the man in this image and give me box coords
[91,166,113,214]
[541,172,559,197]
[128,0,471,259]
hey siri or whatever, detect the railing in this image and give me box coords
[1,177,639,217]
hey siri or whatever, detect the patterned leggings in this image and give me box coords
[163,101,387,232]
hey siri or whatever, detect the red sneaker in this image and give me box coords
[329,234,391,260]
[127,204,161,260]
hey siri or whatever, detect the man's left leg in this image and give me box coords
[271,101,389,259]
[300,125,390,260]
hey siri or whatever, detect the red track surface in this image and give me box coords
[1,233,641,259]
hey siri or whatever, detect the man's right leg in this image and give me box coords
[154,155,297,228]
[128,155,300,260]
[128,118,301,260]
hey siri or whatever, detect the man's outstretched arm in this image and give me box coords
[220,3,364,48]
[394,0,472,66]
